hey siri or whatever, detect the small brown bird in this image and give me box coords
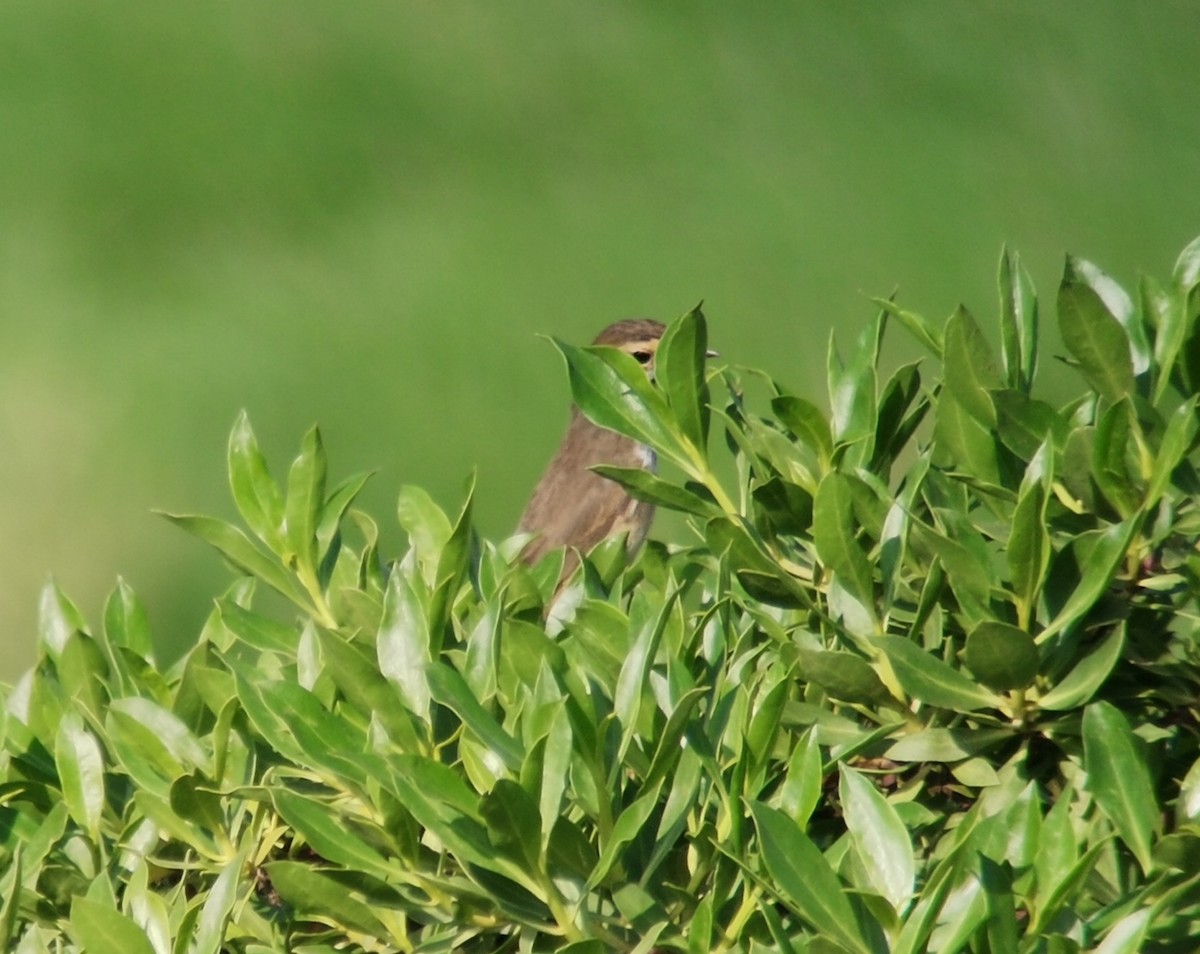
[517,318,666,574]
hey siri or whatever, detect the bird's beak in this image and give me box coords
[706,349,720,358]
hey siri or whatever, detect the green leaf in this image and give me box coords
[1009,442,1052,626]
[999,246,1039,391]
[1038,624,1126,712]
[37,578,87,659]
[587,783,662,890]
[748,801,869,954]
[377,568,431,722]
[772,394,833,467]
[655,304,711,454]
[944,305,1002,426]
[1039,520,1137,643]
[101,578,152,659]
[1094,909,1152,954]
[1145,394,1198,509]
[554,336,691,470]
[796,648,893,706]
[827,319,879,462]
[283,424,327,573]
[964,621,1038,691]
[1082,701,1157,874]
[158,512,309,609]
[1057,257,1135,401]
[68,897,156,954]
[480,779,542,871]
[871,297,944,358]
[1070,255,1148,375]
[427,661,524,772]
[876,636,1001,713]
[813,472,876,622]
[54,712,105,841]
[1092,398,1141,518]
[1174,233,1200,289]
[993,389,1065,460]
[396,484,453,582]
[590,465,719,518]
[273,789,397,881]
[192,851,244,954]
[778,729,823,827]
[266,862,389,937]
[839,766,914,912]
[227,410,284,550]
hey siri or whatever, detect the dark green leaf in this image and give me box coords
[1039,520,1137,642]
[265,862,389,937]
[553,337,690,469]
[796,648,893,706]
[273,789,397,881]
[964,621,1038,691]
[480,779,541,871]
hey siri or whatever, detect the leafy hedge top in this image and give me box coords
[4,237,1200,953]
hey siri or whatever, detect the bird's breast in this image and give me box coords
[636,443,657,472]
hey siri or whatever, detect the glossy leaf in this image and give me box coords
[1057,259,1135,401]
[54,713,104,840]
[876,636,1001,713]
[1082,702,1157,874]
[839,765,914,912]
[68,898,156,954]
[999,246,1039,390]
[748,801,869,954]
[227,409,284,549]
[944,305,1001,426]
[655,304,711,454]
[813,472,876,621]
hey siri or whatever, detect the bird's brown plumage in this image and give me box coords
[517,319,666,573]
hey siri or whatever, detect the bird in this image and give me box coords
[516,318,667,575]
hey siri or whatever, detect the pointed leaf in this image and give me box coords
[813,472,876,619]
[1057,259,1135,401]
[877,635,1001,713]
[944,305,1001,426]
[748,801,869,954]
[69,898,156,954]
[656,304,711,453]
[1082,701,1157,874]
[840,766,914,912]
[227,410,284,549]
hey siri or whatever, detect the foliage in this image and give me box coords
[4,237,1200,952]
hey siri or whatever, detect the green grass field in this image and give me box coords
[2,1,1198,676]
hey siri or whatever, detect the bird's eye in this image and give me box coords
[632,350,652,364]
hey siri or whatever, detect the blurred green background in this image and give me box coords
[2,1,1198,678]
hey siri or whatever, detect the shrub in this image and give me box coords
[4,237,1200,952]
